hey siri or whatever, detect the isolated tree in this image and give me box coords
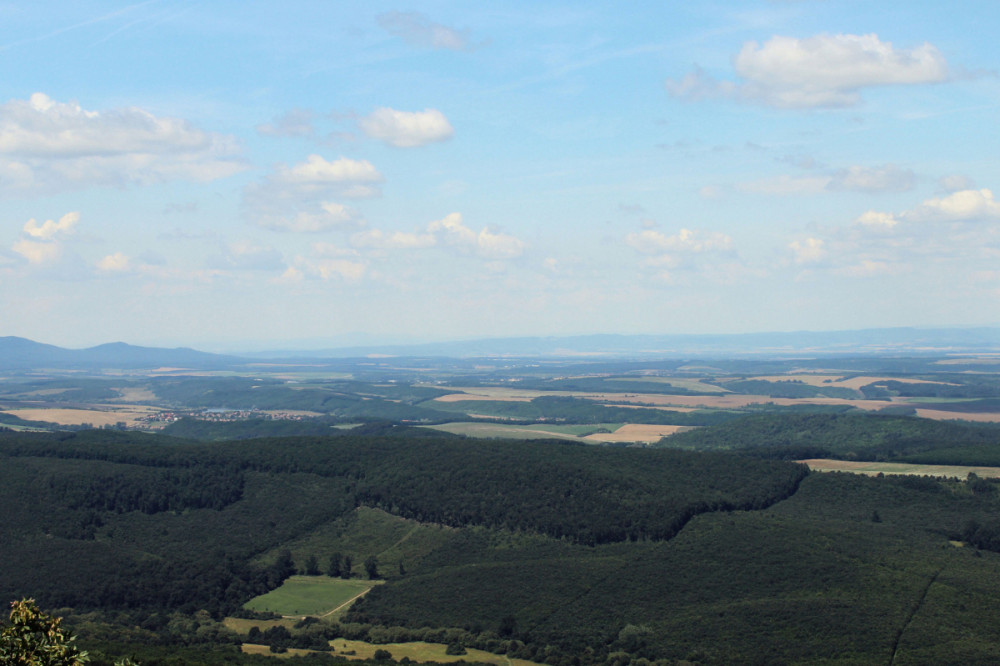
[0,598,88,666]
[327,553,342,578]
[269,550,296,587]
[341,555,353,579]
[364,555,379,580]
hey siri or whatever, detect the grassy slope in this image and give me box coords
[243,576,378,616]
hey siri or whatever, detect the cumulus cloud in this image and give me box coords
[11,211,80,265]
[96,252,131,272]
[286,243,366,282]
[347,213,526,261]
[855,210,900,230]
[358,108,454,148]
[0,93,245,194]
[427,212,525,259]
[243,155,381,232]
[667,33,949,109]
[377,11,474,51]
[789,237,826,264]
[23,211,79,240]
[909,188,1000,221]
[12,238,61,265]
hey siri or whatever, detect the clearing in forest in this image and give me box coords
[242,576,379,617]
[799,459,1000,479]
[584,424,694,443]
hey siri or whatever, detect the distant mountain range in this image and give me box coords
[0,337,241,372]
[1,328,999,372]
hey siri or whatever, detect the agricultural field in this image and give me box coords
[1,404,162,427]
[800,459,1000,478]
[243,576,379,617]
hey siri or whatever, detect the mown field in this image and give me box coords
[243,576,379,617]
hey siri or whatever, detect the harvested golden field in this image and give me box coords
[914,409,1000,423]
[600,403,698,412]
[2,405,161,427]
[746,375,958,390]
[799,459,1000,478]
[584,424,693,443]
[434,392,533,402]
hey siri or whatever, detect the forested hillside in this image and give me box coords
[5,426,1000,664]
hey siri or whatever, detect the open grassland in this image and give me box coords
[422,422,586,440]
[0,405,161,427]
[799,459,1000,478]
[243,576,379,617]
[584,424,694,443]
[612,377,730,392]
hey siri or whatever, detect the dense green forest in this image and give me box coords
[4,417,1000,664]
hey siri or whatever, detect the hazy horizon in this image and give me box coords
[2,2,998,349]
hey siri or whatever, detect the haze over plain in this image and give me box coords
[1,1,997,350]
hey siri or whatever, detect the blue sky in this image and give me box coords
[1,1,998,350]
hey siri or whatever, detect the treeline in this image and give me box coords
[717,379,858,399]
[664,412,1000,461]
[429,395,738,426]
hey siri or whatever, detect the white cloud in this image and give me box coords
[0,93,245,193]
[23,211,79,239]
[96,252,130,272]
[909,188,1000,221]
[287,244,367,282]
[12,238,60,264]
[667,33,949,109]
[789,237,826,264]
[855,210,900,230]
[315,259,366,281]
[625,228,733,255]
[351,229,436,249]
[11,211,81,266]
[359,108,454,148]
[426,212,525,259]
[275,154,383,187]
[377,11,473,51]
[243,155,380,232]
[828,164,914,193]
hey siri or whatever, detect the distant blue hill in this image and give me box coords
[257,327,1000,359]
[0,337,242,372]
[2,327,999,372]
